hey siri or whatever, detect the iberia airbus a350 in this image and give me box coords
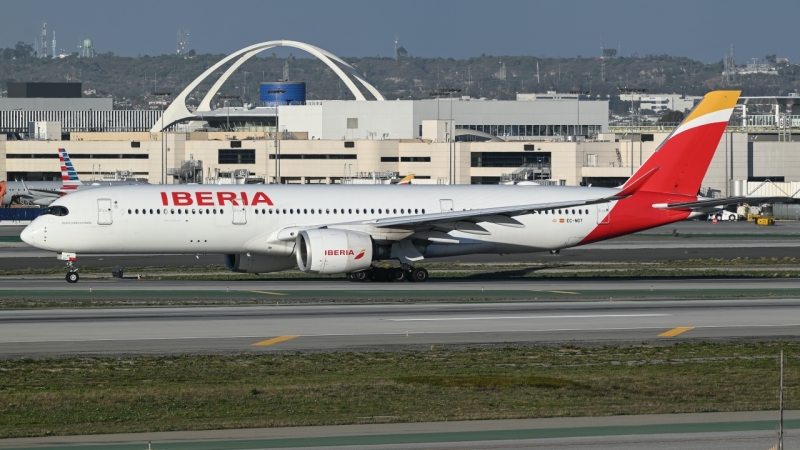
[22,91,743,283]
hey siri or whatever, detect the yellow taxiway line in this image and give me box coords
[250,290,288,296]
[659,327,695,337]
[252,335,298,347]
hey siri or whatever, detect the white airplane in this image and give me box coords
[22,91,747,283]
[1,148,145,206]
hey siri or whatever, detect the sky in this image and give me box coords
[1,0,798,64]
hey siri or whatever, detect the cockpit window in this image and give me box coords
[42,206,69,217]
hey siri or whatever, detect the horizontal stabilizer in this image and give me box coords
[652,196,792,210]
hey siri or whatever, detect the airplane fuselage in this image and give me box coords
[21,184,690,259]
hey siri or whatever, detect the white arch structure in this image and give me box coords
[151,40,385,132]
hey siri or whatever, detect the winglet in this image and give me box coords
[398,174,415,185]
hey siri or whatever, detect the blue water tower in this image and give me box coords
[259,82,306,106]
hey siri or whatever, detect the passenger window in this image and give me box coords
[177,209,181,214]
[378,209,382,214]
[586,209,589,214]
[192,209,196,214]
[393,209,397,214]
[401,209,404,214]
[269,209,273,214]
[326,209,330,214]
[150,209,153,214]
[262,209,265,214]
[135,209,139,214]
[318,209,322,214]
[255,209,258,214]
[356,209,359,214]
[220,209,224,214]
[348,209,352,214]
[304,209,307,214]
[311,209,314,214]
[128,209,131,214]
[415,209,418,214]
[422,209,425,214]
[157,209,160,215]
[199,209,203,214]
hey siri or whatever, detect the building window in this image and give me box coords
[344,141,355,148]
[471,152,551,168]
[400,157,431,162]
[269,154,356,160]
[381,157,399,162]
[218,149,256,164]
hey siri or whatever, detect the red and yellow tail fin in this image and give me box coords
[622,90,740,196]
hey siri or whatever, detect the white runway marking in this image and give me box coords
[385,314,670,322]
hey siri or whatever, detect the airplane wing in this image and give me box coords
[20,180,62,198]
[368,194,621,230]
[652,196,792,210]
[366,168,662,230]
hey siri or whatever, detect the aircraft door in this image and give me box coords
[440,199,454,212]
[98,198,113,225]
[596,202,610,225]
[232,206,247,225]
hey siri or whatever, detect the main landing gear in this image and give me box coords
[347,266,429,283]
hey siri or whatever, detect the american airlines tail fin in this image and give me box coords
[622,90,740,196]
[59,148,82,191]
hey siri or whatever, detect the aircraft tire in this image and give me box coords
[353,271,368,282]
[411,268,429,282]
[391,268,406,282]
[66,272,79,283]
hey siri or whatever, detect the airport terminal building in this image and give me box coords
[2,41,800,199]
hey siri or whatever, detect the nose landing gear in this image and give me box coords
[59,252,80,283]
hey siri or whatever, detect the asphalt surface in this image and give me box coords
[4,220,800,269]
[3,295,800,356]
[2,411,797,449]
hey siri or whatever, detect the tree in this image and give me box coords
[12,42,34,58]
[396,46,407,58]
[658,109,685,124]
[765,54,777,64]
[602,48,617,58]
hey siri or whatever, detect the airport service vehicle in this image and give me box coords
[707,210,738,221]
[1,148,144,206]
[22,91,747,283]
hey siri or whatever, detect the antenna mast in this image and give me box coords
[394,35,398,62]
[52,30,56,59]
[41,23,47,59]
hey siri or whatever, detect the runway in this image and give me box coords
[4,220,800,270]
[3,295,800,357]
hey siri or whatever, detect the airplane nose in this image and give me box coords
[20,225,34,245]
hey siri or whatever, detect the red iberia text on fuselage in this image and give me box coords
[325,250,355,256]
[159,191,274,207]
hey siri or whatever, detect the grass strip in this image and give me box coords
[0,342,797,438]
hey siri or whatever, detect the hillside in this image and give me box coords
[2,46,799,111]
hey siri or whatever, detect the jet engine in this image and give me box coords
[296,229,373,274]
[224,253,297,274]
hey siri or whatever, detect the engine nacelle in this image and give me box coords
[224,253,297,274]
[296,229,373,274]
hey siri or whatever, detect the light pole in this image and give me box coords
[267,89,285,184]
[569,90,589,138]
[218,94,239,132]
[440,88,461,184]
[153,92,171,184]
